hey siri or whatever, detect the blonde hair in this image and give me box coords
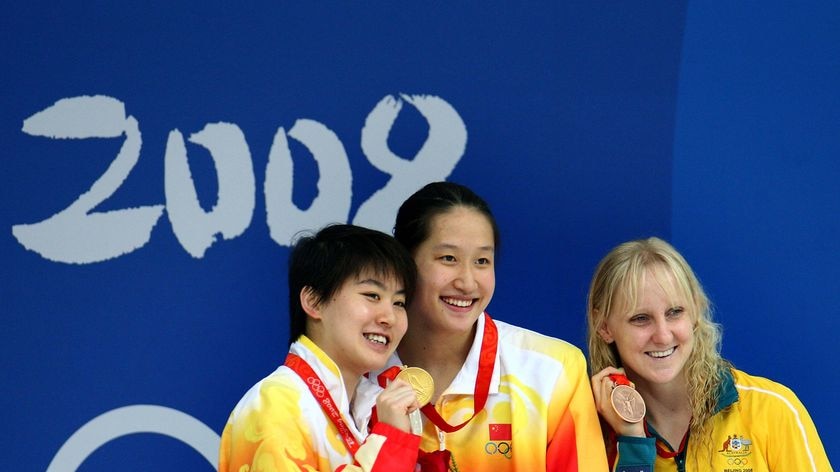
[586,237,730,443]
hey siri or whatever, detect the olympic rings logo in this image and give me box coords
[484,441,512,459]
[307,377,326,398]
[727,457,749,465]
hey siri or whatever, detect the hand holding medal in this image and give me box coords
[395,366,435,434]
[607,373,646,423]
[591,367,646,437]
[394,367,463,472]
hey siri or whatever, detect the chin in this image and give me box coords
[646,369,684,385]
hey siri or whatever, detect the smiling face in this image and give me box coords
[409,206,496,336]
[598,264,695,389]
[305,270,408,382]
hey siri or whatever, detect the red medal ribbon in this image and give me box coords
[377,314,498,433]
[416,449,452,472]
[285,353,360,454]
[644,421,690,459]
[420,313,498,433]
[608,373,633,386]
[377,365,403,385]
[375,314,497,471]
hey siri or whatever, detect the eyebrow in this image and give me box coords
[433,243,495,252]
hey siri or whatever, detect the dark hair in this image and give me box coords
[287,224,417,346]
[394,181,500,255]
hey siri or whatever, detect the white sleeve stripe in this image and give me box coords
[355,432,387,470]
[735,384,816,472]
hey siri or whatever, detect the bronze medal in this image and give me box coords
[610,384,646,423]
[395,366,435,406]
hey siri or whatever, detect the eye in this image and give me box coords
[439,254,457,263]
[476,257,492,266]
[667,306,685,318]
[629,313,650,325]
[363,292,381,301]
[394,299,406,308]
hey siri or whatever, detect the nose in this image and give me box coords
[453,263,478,292]
[377,302,397,327]
[650,318,673,345]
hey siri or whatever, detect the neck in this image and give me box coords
[340,368,361,403]
[399,318,476,366]
[634,377,692,446]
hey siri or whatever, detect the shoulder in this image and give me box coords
[230,366,308,418]
[222,366,321,461]
[732,368,797,398]
[731,368,808,417]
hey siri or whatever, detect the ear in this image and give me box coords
[300,287,322,320]
[597,320,614,344]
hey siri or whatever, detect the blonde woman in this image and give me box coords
[587,237,832,471]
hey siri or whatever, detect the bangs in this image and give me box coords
[610,261,693,319]
[356,263,406,291]
[647,264,694,316]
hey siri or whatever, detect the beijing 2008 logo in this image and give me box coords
[717,433,752,468]
[485,423,513,459]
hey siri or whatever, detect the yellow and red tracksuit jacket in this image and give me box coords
[219,335,420,472]
[372,313,608,471]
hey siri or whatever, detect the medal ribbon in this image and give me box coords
[420,313,498,433]
[608,373,633,386]
[285,353,360,454]
[644,421,689,459]
[377,314,498,433]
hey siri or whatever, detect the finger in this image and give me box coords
[380,383,420,411]
[591,366,621,385]
[594,370,617,396]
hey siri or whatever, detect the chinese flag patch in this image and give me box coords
[489,423,512,441]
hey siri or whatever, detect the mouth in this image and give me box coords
[646,346,676,358]
[363,333,389,345]
[441,296,475,308]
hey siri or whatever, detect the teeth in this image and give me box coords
[648,347,675,358]
[443,297,472,307]
[364,333,387,345]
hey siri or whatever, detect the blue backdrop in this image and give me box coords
[2,2,836,469]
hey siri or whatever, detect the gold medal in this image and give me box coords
[395,366,435,435]
[610,384,646,423]
[395,366,435,406]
